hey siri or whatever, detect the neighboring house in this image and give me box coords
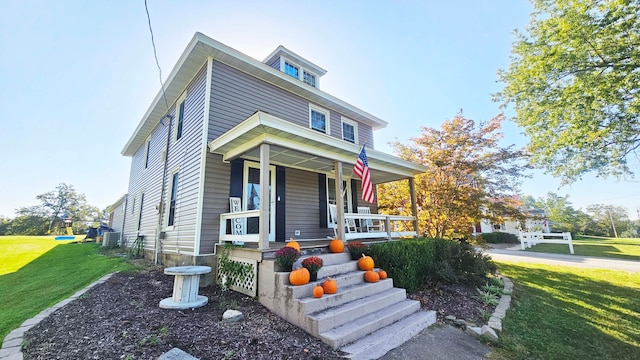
[114,33,426,267]
[478,208,550,235]
[105,194,127,242]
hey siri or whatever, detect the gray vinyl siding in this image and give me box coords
[266,56,280,71]
[123,63,208,256]
[208,61,374,145]
[285,168,334,239]
[199,153,230,254]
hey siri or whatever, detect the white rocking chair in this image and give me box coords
[329,204,358,238]
[357,206,384,232]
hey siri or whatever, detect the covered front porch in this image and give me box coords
[208,111,426,250]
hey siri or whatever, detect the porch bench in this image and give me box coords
[519,232,574,254]
[159,266,211,310]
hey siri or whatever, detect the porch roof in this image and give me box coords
[208,112,427,184]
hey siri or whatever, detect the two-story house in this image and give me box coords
[111,33,436,353]
[114,32,425,266]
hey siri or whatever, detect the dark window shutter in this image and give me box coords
[318,174,327,228]
[276,166,285,242]
[229,159,244,199]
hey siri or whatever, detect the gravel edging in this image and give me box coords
[0,273,117,360]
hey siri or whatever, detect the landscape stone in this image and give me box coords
[488,316,502,332]
[454,319,467,328]
[444,315,456,322]
[222,309,244,322]
[465,326,482,337]
[481,325,499,341]
[158,347,199,360]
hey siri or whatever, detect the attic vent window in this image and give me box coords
[303,71,316,88]
[284,62,299,79]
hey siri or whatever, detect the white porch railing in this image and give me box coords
[219,211,417,243]
[219,210,260,243]
[344,213,417,240]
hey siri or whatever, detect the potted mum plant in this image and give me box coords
[347,241,368,260]
[274,246,300,272]
[301,256,323,281]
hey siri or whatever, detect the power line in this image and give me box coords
[144,0,169,110]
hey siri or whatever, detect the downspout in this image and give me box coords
[155,114,173,264]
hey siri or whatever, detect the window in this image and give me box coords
[176,100,185,140]
[309,104,329,134]
[144,139,151,169]
[131,197,136,215]
[341,118,357,143]
[303,71,316,87]
[284,61,299,79]
[168,172,179,226]
[137,193,144,230]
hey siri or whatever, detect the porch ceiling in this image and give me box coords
[208,112,427,184]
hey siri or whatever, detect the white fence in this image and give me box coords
[518,231,574,254]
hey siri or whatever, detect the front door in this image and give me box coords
[243,162,276,242]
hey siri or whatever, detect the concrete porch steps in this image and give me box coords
[340,310,437,360]
[259,251,437,358]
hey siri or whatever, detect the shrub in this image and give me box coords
[369,238,497,292]
[482,232,519,244]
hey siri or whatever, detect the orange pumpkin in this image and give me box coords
[358,254,374,271]
[364,270,380,283]
[286,239,301,251]
[313,284,324,298]
[289,268,310,286]
[378,270,388,280]
[322,277,338,294]
[329,239,345,253]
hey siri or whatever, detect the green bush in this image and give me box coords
[482,232,519,244]
[369,238,497,292]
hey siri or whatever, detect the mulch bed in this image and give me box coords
[22,269,494,360]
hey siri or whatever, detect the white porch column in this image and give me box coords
[334,160,346,242]
[409,177,419,236]
[259,144,270,250]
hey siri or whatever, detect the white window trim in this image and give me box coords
[174,91,187,142]
[341,117,358,144]
[164,167,180,230]
[279,56,320,88]
[243,161,276,242]
[309,103,330,135]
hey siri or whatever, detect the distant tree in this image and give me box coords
[0,216,11,235]
[496,0,640,184]
[11,206,50,235]
[36,183,85,233]
[377,113,530,239]
[586,204,630,237]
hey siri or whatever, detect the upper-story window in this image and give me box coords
[303,71,316,87]
[284,62,299,79]
[175,92,187,142]
[309,104,330,134]
[341,117,358,144]
[144,138,151,169]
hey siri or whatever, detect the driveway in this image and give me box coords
[485,248,640,272]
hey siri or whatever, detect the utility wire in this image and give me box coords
[144,0,169,110]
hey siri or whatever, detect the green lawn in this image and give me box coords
[491,261,640,360]
[0,236,135,343]
[525,235,640,261]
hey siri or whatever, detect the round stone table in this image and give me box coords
[159,266,211,310]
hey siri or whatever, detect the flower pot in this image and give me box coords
[280,264,293,272]
[309,272,318,282]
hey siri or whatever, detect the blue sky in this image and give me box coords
[1,0,638,219]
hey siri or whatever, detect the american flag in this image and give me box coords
[354,147,375,203]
